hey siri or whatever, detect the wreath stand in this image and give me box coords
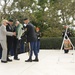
[57,26,75,63]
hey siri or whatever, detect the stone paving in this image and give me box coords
[0,50,75,75]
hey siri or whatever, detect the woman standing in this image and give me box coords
[36,27,41,53]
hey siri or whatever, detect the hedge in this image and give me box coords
[40,37,75,49]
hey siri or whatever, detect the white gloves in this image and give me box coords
[18,37,21,40]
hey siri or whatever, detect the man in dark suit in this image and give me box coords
[24,18,39,62]
[6,19,14,61]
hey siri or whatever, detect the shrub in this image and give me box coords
[40,37,75,49]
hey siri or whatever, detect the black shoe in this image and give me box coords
[32,59,39,62]
[25,59,32,62]
[14,58,20,60]
[7,59,12,62]
[1,60,7,63]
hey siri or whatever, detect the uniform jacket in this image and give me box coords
[26,23,37,42]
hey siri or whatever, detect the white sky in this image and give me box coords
[0,0,13,11]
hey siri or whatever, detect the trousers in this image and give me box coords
[29,41,38,59]
[0,40,7,61]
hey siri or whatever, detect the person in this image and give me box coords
[36,27,41,53]
[63,36,72,53]
[62,30,71,37]
[0,19,16,63]
[13,21,24,60]
[24,18,39,62]
[6,19,14,61]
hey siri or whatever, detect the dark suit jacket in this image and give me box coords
[26,23,37,42]
[6,24,17,52]
[6,24,14,43]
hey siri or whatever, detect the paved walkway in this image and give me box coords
[0,50,75,75]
